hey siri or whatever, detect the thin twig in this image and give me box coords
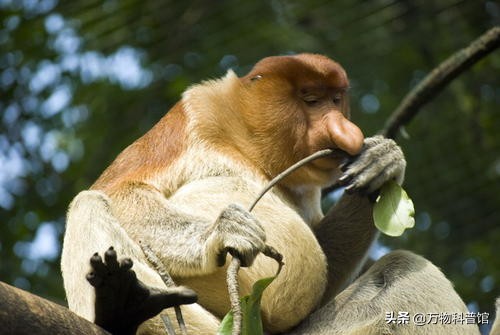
[141,242,175,286]
[174,307,188,335]
[140,242,188,335]
[382,26,500,139]
[161,314,177,335]
[248,149,335,212]
[262,245,284,271]
[227,256,242,335]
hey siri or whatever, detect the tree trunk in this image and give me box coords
[0,281,109,335]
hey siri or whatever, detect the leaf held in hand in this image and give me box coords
[373,180,415,237]
[217,273,279,335]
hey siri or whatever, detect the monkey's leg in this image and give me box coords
[86,247,197,335]
[61,190,220,335]
[289,250,481,335]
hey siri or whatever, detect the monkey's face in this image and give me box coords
[240,54,364,187]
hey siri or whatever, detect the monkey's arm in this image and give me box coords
[315,194,377,303]
[314,136,406,302]
[106,181,266,277]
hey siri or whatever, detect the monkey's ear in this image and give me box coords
[250,74,263,81]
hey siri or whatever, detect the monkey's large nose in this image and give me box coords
[326,113,364,156]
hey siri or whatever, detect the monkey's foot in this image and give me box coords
[86,247,197,335]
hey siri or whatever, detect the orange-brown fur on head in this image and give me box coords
[235,54,364,187]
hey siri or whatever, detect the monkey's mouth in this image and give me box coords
[327,148,350,160]
[309,149,349,171]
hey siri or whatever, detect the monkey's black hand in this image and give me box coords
[338,135,406,196]
[86,247,197,335]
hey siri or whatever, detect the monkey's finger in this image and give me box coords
[365,163,404,194]
[225,204,266,240]
[339,157,371,186]
[90,252,107,274]
[134,287,198,326]
[337,173,353,186]
[343,176,374,195]
[217,249,229,267]
[343,163,369,193]
[354,157,401,190]
[343,151,376,179]
[86,271,103,287]
[238,221,266,243]
[339,156,356,172]
[161,287,198,306]
[104,247,120,271]
[263,245,282,262]
[227,244,260,267]
[263,245,284,267]
[119,257,134,271]
[344,150,395,191]
[346,137,393,176]
[344,182,362,194]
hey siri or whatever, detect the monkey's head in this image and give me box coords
[238,54,364,188]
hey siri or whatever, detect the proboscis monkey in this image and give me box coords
[61,54,484,335]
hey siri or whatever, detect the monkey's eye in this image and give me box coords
[303,96,320,106]
[250,75,263,81]
[332,93,343,105]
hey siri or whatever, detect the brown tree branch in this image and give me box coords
[0,281,110,335]
[381,26,500,139]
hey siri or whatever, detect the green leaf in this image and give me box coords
[373,180,415,237]
[218,311,235,335]
[217,274,279,335]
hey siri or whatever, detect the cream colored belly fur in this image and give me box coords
[168,176,327,332]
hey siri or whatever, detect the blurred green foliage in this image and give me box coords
[0,0,499,329]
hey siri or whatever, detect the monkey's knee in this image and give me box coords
[333,250,439,303]
[367,250,435,285]
[62,190,137,321]
[362,250,475,325]
[366,250,464,304]
[68,190,112,215]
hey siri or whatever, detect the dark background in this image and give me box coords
[1,0,499,333]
